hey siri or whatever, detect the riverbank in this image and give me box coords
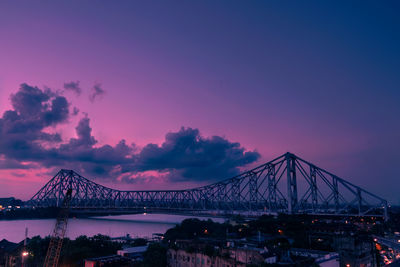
[0,213,225,242]
[0,207,146,220]
[0,207,59,220]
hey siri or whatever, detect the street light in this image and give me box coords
[22,251,29,267]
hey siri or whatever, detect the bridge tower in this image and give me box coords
[286,152,298,214]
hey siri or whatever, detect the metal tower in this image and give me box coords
[43,188,72,267]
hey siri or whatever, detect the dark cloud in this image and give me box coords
[72,107,80,116]
[0,157,34,170]
[63,81,82,96]
[89,83,105,102]
[0,83,260,184]
[119,172,159,185]
[134,127,260,182]
[11,172,26,177]
[0,84,69,162]
[39,116,134,178]
[9,84,69,129]
[10,84,50,119]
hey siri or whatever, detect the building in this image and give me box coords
[291,248,339,267]
[84,255,132,267]
[167,239,277,267]
[334,235,376,267]
[307,222,377,267]
[167,248,241,267]
[0,239,27,267]
[222,246,276,265]
[0,198,22,210]
[0,239,18,267]
[117,245,148,261]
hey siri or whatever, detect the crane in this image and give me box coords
[43,188,72,267]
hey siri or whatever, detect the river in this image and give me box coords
[0,213,226,243]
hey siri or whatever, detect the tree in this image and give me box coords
[141,243,167,267]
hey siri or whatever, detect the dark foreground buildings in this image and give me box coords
[2,213,400,267]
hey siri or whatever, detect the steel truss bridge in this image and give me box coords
[29,152,388,220]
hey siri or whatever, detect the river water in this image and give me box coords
[0,213,225,243]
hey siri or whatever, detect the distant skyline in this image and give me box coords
[0,1,399,203]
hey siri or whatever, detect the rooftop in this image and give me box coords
[118,245,148,254]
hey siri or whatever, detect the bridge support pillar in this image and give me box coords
[249,172,258,210]
[310,166,318,212]
[267,165,277,212]
[231,179,240,209]
[286,153,298,214]
[332,177,339,213]
[357,188,362,215]
[384,201,389,222]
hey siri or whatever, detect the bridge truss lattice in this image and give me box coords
[29,152,388,220]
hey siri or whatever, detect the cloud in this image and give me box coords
[63,81,82,96]
[0,156,35,170]
[10,84,69,128]
[89,83,105,102]
[11,172,26,177]
[134,127,260,182]
[119,171,162,185]
[72,107,80,116]
[0,83,260,185]
[44,123,259,182]
[0,84,69,162]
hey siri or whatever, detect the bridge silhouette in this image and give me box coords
[29,152,388,220]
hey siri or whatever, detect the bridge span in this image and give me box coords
[29,152,388,220]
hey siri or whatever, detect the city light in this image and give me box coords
[22,251,28,257]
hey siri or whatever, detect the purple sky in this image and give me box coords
[0,1,399,203]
